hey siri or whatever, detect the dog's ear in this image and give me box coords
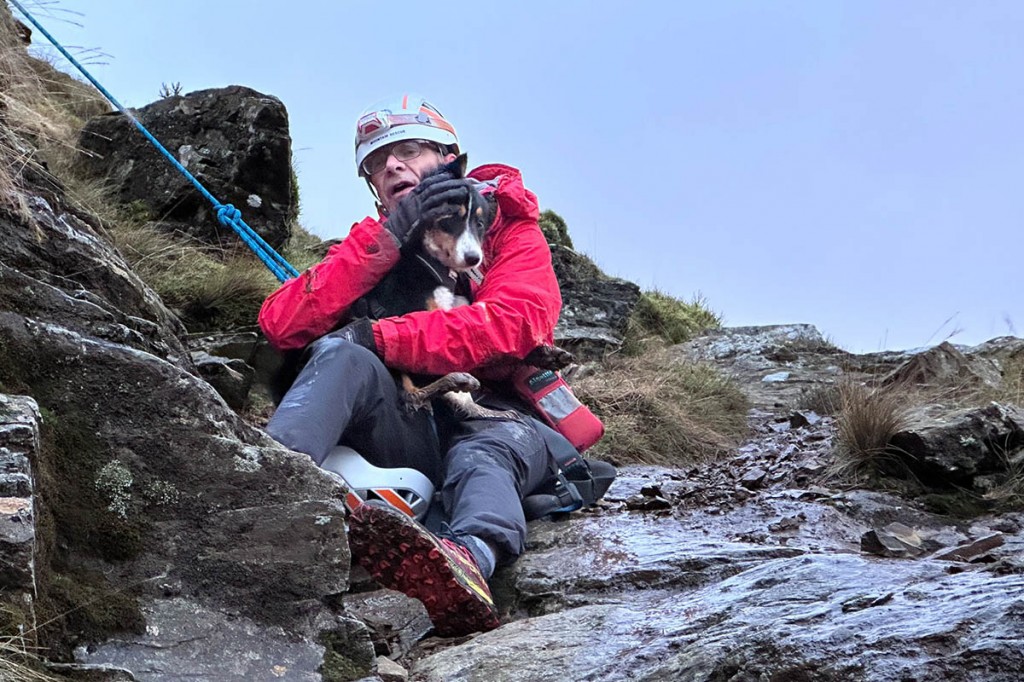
[440,153,468,179]
[471,191,497,231]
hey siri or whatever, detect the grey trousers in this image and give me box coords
[266,335,554,559]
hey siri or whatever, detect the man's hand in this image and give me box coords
[419,177,486,227]
[382,165,462,247]
[325,318,378,356]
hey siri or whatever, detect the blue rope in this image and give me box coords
[10,0,300,282]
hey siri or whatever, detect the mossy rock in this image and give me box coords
[318,628,375,682]
[38,409,147,562]
[37,571,145,653]
[539,209,574,249]
[623,290,722,354]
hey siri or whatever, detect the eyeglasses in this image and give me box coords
[361,139,438,176]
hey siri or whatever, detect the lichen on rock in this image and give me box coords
[95,460,134,519]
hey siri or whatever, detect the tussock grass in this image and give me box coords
[0,5,110,217]
[280,224,330,273]
[176,255,280,331]
[995,354,1024,408]
[538,209,574,249]
[797,383,842,415]
[111,219,333,332]
[110,222,282,331]
[829,381,912,482]
[574,348,749,466]
[623,290,721,355]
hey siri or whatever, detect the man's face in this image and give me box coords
[366,140,456,212]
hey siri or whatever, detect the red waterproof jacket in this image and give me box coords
[258,164,562,378]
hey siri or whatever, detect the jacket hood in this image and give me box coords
[469,163,539,222]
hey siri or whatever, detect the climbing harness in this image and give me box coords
[9,0,299,282]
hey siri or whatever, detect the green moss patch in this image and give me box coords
[318,630,374,682]
[538,209,574,249]
[35,571,145,658]
[39,410,146,562]
[623,290,722,354]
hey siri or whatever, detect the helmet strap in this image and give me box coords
[364,177,389,216]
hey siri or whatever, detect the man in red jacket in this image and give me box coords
[259,95,565,636]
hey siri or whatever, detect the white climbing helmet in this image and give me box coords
[354,94,459,177]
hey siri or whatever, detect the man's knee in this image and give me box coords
[445,420,548,482]
[267,337,391,464]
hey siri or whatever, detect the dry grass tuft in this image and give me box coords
[109,221,280,331]
[829,380,913,482]
[981,470,1024,510]
[0,625,58,682]
[280,223,331,273]
[574,347,749,466]
[796,383,842,416]
[995,353,1024,408]
[0,6,110,217]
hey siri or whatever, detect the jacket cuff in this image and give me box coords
[372,323,386,358]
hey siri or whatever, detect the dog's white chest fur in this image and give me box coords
[431,286,470,311]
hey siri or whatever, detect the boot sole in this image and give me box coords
[348,503,500,637]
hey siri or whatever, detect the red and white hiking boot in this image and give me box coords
[347,501,500,637]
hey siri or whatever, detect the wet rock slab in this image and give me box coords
[77,598,374,681]
[417,555,1024,682]
[510,509,805,614]
[674,324,851,408]
[417,425,1024,680]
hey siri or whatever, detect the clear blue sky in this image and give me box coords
[21,1,1024,353]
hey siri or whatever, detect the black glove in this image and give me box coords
[419,177,482,224]
[325,318,378,356]
[382,165,461,246]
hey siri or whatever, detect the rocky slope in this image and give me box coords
[2,10,1023,677]
[360,327,1024,681]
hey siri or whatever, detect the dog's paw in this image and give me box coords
[523,345,575,371]
[442,392,522,422]
[400,389,426,414]
[443,372,480,393]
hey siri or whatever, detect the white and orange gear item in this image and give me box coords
[355,94,460,177]
[320,445,434,521]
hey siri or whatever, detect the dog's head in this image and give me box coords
[421,154,495,271]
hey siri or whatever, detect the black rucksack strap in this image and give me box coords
[522,418,616,521]
[522,471,584,520]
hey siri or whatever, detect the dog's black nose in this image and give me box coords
[464,253,481,267]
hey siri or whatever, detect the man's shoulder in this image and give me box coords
[469,163,538,222]
[468,163,522,184]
